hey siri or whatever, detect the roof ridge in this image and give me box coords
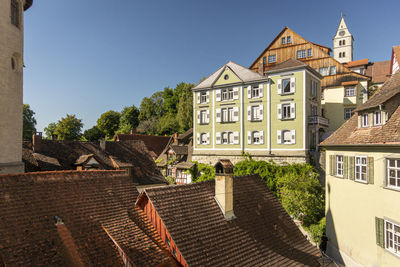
[0,169,127,179]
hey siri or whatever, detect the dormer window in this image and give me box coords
[345,86,355,97]
[287,36,291,44]
[374,111,382,125]
[362,113,369,127]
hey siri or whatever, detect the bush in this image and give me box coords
[190,162,215,183]
[166,176,175,185]
[304,217,326,244]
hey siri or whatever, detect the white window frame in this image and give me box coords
[200,133,207,144]
[282,130,292,144]
[268,55,276,63]
[336,155,343,177]
[344,108,354,120]
[362,113,369,127]
[251,105,261,121]
[282,78,291,94]
[297,49,306,59]
[200,110,207,124]
[221,88,234,101]
[307,48,312,57]
[355,156,367,183]
[252,131,261,144]
[311,80,318,97]
[387,159,400,190]
[345,86,355,97]
[319,67,329,76]
[251,85,260,98]
[374,111,382,125]
[282,104,291,119]
[200,92,207,103]
[330,66,337,75]
[385,219,400,257]
[281,37,286,44]
[286,36,291,44]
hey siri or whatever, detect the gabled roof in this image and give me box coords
[365,60,391,84]
[344,58,369,68]
[193,61,266,90]
[170,145,188,155]
[0,170,175,266]
[114,133,172,158]
[266,58,323,78]
[137,175,321,266]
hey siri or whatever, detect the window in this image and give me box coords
[252,131,261,144]
[374,111,381,125]
[200,110,207,124]
[297,50,306,59]
[283,130,292,144]
[282,104,291,119]
[281,37,286,44]
[263,56,266,64]
[221,132,234,144]
[339,40,342,46]
[268,55,276,63]
[355,156,367,182]
[362,113,369,127]
[11,0,20,28]
[344,108,354,119]
[336,156,343,177]
[224,74,229,80]
[200,92,207,103]
[319,67,329,76]
[222,88,234,101]
[221,108,234,122]
[387,159,400,189]
[287,36,291,44]
[307,48,312,57]
[385,220,400,256]
[345,86,355,97]
[330,66,337,75]
[343,40,346,45]
[282,78,291,93]
[167,169,172,176]
[251,85,260,98]
[200,133,207,144]
[343,52,346,57]
[311,80,318,97]
[251,105,261,121]
[321,89,324,100]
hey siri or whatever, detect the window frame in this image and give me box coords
[221,131,234,145]
[336,155,343,177]
[355,156,368,183]
[286,36,291,44]
[344,108,355,120]
[282,104,291,119]
[281,37,286,44]
[297,49,306,59]
[268,55,276,63]
[282,78,291,94]
[345,86,355,97]
[221,88,234,101]
[200,133,208,144]
[385,219,400,257]
[252,131,261,144]
[374,111,382,125]
[200,92,207,103]
[362,113,369,127]
[307,48,312,57]
[282,130,292,144]
[387,159,400,190]
[319,67,329,76]
[330,66,337,75]
[251,105,261,121]
[251,85,260,98]
[199,110,207,124]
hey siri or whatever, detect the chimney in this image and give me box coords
[130,128,136,134]
[100,138,106,151]
[214,159,235,220]
[32,132,42,153]
[173,132,178,144]
[258,61,264,75]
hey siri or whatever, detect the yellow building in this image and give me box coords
[321,71,400,266]
[0,0,33,174]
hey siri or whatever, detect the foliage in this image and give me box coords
[23,104,37,140]
[157,114,180,135]
[139,92,165,121]
[176,83,194,132]
[368,84,378,98]
[118,105,140,134]
[188,164,200,181]
[97,110,121,139]
[191,162,215,183]
[54,114,83,140]
[303,217,326,244]
[276,164,325,225]
[44,122,57,139]
[166,176,176,185]
[83,125,105,141]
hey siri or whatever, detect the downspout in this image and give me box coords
[267,80,272,155]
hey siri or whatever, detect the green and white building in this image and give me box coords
[192,59,326,165]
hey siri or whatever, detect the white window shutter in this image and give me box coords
[233,132,239,144]
[206,109,210,123]
[197,92,200,104]
[259,105,264,120]
[206,91,210,103]
[277,104,282,120]
[259,84,264,97]
[247,106,252,121]
[247,86,252,99]
[216,132,221,144]
[290,77,296,93]
[197,111,201,124]
[260,131,264,144]
[277,130,282,144]
[216,89,221,102]
[290,103,296,119]
[233,87,239,100]
[197,133,200,145]
[247,131,252,144]
[291,130,296,144]
[206,133,210,145]
[277,79,282,94]
[216,108,221,122]
[233,107,239,122]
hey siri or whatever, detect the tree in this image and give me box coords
[191,162,215,183]
[118,105,140,134]
[139,91,165,121]
[157,113,179,135]
[54,114,83,140]
[176,82,194,132]
[44,122,57,139]
[23,104,37,139]
[83,125,105,141]
[97,110,121,139]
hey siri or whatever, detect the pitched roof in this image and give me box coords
[114,133,172,158]
[22,140,167,185]
[0,170,175,266]
[177,128,193,141]
[193,61,266,90]
[344,58,369,68]
[321,71,400,146]
[365,60,391,84]
[170,145,188,155]
[138,175,321,266]
[265,59,322,78]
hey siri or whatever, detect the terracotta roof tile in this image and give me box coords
[365,60,391,84]
[140,175,321,266]
[344,58,369,68]
[0,170,175,266]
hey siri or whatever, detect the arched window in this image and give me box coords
[343,40,346,45]
[343,52,346,57]
[339,40,342,46]
[339,52,342,58]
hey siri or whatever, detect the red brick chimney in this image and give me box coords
[130,129,136,134]
[32,132,42,153]
[173,132,178,144]
[258,61,264,75]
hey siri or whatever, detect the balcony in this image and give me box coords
[308,116,329,127]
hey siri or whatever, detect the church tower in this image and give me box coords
[333,14,353,63]
[0,0,33,174]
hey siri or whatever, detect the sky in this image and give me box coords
[23,0,400,132]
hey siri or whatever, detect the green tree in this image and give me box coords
[23,104,37,140]
[97,110,121,139]
[118,105,140,134]
[83,125,105,141]
[54,114,83,140]
[191,162,215,183]
[44,122,57,139]
[139,91,165,121]
[157,114,179,135]
[176,82,194,131]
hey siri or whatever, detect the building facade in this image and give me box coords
[321,71,400,266]
[249,23,369,134]
[192,60,324,165]
[0,0,32,174]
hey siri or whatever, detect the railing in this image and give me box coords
[308,116,329,126]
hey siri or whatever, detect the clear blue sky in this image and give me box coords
[23,0,400,132]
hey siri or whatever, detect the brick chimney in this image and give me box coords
[258,61,264,75]
[130,129,136,134]
[100,138,106,151]
[173,132,178,144]
[32,132,42,153]
[214,159,235,220]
